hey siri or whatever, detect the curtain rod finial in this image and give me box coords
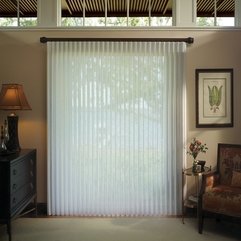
[187,37,194,44]
[40,37,47,43]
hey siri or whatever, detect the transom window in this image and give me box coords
[0,0,37,27]
[61,0,172,27]
[0,0,235,27]
[196,0,235,27]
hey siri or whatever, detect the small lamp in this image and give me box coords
[0,84,31,152]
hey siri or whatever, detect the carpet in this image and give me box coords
[0,217,240,241]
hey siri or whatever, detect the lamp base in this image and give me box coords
[6,115,20,152]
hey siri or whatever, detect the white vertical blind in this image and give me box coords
[47,41,186,216]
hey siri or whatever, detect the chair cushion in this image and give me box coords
[202,185,241,217]
[231,171,241,188]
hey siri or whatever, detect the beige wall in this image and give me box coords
[0,28,241,203]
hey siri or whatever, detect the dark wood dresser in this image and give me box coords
[0,149,37,241]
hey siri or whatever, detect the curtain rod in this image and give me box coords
[40,37,194,44]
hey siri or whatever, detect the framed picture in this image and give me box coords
[196,69,233,128]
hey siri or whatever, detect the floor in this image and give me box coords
[0,217,241,241]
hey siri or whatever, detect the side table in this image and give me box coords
[182,166,211,224]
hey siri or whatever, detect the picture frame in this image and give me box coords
[196,69,233,128]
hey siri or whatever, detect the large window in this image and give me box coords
[47,41,187,216]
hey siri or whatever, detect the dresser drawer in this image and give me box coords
[10,182,35,215]
[10,157,35,182]
[10,157,35,193]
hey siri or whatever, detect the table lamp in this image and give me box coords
[0,84,31,152]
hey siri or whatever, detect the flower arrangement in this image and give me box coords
[187,138,208,160]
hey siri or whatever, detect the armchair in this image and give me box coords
[198,143,241,234]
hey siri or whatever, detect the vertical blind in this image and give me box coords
[47,41,186,216]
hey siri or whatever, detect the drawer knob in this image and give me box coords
[12,184,17,190]
[13,169,17,175]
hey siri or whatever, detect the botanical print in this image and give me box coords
[208,85,222,113]
[196,69,233,127]
[203,78,226,117]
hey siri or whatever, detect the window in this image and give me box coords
[0,0,37,27]
[196,0,235,27]
[61,0,173,27]
[47,41,186,216]
[0,0,236,28]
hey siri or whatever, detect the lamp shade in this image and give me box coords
[0,84,31,152]
[0,84,31,110]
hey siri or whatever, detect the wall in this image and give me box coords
[0,28,241,203]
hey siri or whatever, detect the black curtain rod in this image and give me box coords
[40,37,194,44]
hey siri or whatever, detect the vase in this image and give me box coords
[192,159,198,173]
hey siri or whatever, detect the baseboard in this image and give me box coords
[29,204,225,219]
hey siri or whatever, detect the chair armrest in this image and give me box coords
[199,171,219,195]
[198,171,220,229]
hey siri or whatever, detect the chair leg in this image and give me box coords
[215,215,221,223]
[197,200,204,234]
[198,213,204,234]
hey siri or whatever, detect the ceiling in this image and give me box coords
[0,0,235,18]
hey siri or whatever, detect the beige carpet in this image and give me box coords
[0,217,240,241]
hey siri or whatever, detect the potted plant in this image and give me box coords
[187,138,208,172]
